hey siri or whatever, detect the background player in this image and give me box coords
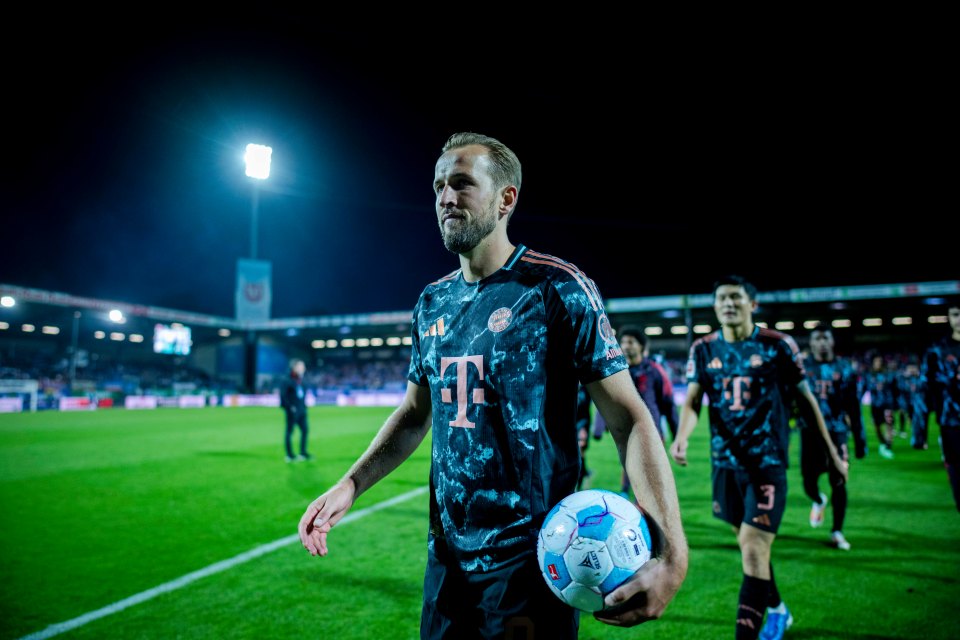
[670,275,847,640]
[801,324,862,550]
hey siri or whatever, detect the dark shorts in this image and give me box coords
[800,427,849,477]
[421,536,579,640]
[711,466,788,534]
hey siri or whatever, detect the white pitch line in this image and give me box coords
[18,485,429,640]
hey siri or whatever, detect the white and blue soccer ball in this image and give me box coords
[536,489,653,612]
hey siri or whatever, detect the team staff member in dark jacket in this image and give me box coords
[280,359,312,462]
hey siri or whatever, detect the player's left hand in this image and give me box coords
[593,556,682,627]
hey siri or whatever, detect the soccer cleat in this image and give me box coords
[760,604,793,640]
[809,492,827,528]
[297,453,313,462]
[878,444,895,460]
[285,455,295,463]
[831,531,851,551]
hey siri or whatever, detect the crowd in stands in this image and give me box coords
[0,341,936,411]
[297,359,408,394]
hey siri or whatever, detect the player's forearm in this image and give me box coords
[675,403,700,443]
[622,420,688,573]
[344,404,430,498]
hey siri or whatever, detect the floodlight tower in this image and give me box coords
[242,143,272,393]
[244,143,272,259]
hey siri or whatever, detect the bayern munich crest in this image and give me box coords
[487,307,513,333]
[598,314,616,344]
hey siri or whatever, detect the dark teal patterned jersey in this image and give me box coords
[800,356,862,435]
[685,326,805,471]
[920,336,960,428]
[864,369,897,409]
[408,245,627,571]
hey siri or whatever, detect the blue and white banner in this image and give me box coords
[236,259,272,322]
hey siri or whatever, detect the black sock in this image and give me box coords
[767,563,781,608]
[736,574,769,640]
[831,482,847,533]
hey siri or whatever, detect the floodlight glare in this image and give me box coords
[0,296,14,307]
[109,309,124,323]
[244,144,273,180]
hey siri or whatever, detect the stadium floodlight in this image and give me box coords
[244,143,272,260]
[108,309,124,323]
[0,295,14,307]
[244,144,272,180]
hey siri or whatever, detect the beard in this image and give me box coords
[438,203,498,254]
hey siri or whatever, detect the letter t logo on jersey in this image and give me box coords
[439,355,485,428]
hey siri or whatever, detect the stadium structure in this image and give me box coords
[1,280,957,412]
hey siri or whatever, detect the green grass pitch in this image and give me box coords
[1,405,958,639]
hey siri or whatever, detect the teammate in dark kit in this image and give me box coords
[800,325,863,551]
[670,275,847,640]
[298,132,687,638]
[863,355,897,459]
[916,299,960,511]
[617,325,679,496]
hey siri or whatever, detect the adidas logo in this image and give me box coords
[752,513,771,527]
[423,317,446,338]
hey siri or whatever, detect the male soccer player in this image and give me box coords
[669,275,847,640]
[863,354,897,459]
[617,325,679,496]
[801,325,863,551]
[894,362,920,438]
[916,299,960,511]
[298,132,687,638]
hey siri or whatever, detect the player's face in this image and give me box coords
[949,306,960,334]
[713,285,756,329]
[293,361,306,377]
[809,330,834,360]
[619,335,644,363]
[434,145,501,254]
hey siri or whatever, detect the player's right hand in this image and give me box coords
[298,479,356,557]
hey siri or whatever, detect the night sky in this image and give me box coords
[3,22,950,319]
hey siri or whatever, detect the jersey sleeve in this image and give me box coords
[550,273,626,384]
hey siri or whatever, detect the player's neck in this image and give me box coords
[459,233,515,282]
[722,320,754,342]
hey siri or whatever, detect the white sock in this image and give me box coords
[768,602,787,614]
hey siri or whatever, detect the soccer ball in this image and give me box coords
[536,489,653,612]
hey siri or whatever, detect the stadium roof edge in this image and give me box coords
[606,280,960,313]
[0,283,412,331]
[5,280,957,330]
